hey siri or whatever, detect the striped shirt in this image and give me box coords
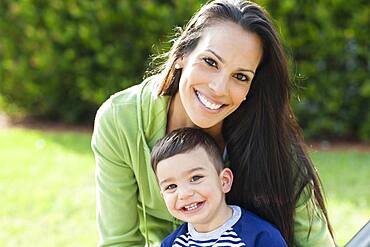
[161,206,287,247]
[172,230,246,246]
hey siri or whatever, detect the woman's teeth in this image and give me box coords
[196,91,222,110]
[184,202,199,211]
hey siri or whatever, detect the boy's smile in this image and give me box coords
[156,147,233,232]
[182,201,205,212]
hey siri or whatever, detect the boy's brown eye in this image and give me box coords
[190,175,203,182]
[165,184,177,191]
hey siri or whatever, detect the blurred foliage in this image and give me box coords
[0,0,201,123]
[0,0,369,140]
[262,0,370,141]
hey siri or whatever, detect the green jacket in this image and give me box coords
[91,77,335,247]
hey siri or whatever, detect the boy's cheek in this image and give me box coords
[163,195,177,211]
[161,194,171,206]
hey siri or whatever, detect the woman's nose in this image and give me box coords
[208,74,229,96]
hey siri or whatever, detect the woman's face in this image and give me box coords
[176,21,263,129]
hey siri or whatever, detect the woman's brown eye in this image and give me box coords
[204,58,217,68]
[234,73,249,82]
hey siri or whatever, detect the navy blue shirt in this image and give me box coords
[161,206,287,247]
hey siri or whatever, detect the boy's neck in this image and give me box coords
[192,203,233,233]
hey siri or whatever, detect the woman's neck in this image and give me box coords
[166,92,195,132]
[167,92,225,150]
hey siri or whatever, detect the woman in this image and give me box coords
[91,0,336,246]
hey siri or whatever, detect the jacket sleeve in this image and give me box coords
[293,184,336,247]
[91,100,145,247]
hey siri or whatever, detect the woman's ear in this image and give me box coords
[174,55,187,70]
[174,60,183,70]
[219,168,233,193]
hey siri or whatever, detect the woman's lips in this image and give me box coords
[195,90,225,111]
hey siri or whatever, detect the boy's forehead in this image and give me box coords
[156,147,218,177]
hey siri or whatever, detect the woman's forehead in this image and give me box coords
[191,21,263,69]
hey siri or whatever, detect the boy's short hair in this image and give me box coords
[151,128,224,173]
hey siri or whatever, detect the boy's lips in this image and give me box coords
[180,201,205,214]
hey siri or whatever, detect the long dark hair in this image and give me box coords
[152,0,334,245]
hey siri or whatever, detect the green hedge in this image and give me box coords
[0,0,369,140]
[0,0,201,122]
[263,0,370,141]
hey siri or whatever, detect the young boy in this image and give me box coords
[151,128,287,247]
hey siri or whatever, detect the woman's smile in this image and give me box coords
[195,90,225,111]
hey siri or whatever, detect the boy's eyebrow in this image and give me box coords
[159,167,206,186]
[159,177,172,186]
[187,167,206,173]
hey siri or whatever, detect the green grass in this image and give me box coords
[310,151,370,246]
[0,128,369,246]
[0,128,96,247]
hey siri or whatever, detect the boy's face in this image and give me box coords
[156,147,233,231]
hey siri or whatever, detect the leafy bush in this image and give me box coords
[0,0,368,140]
[262,0,369,140]
[0,0,202,122]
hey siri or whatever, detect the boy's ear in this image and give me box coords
[219,168,233,193]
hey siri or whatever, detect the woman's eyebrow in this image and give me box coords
[238,68,255,75]
[206,48,225,63]
[206,48,255,75]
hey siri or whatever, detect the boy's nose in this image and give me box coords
[177,186,194,200]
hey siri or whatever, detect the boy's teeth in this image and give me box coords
[196,91,222,110]
[184,202,199,211]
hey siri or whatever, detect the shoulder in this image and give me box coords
[161,223,188,247]
[98,75,159,112]
[235,207,280,233]
[233,208,287,247]
[94,84,140,126]
[100,82,142,113]
[92,79,149,160]
[94,76,158,131]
